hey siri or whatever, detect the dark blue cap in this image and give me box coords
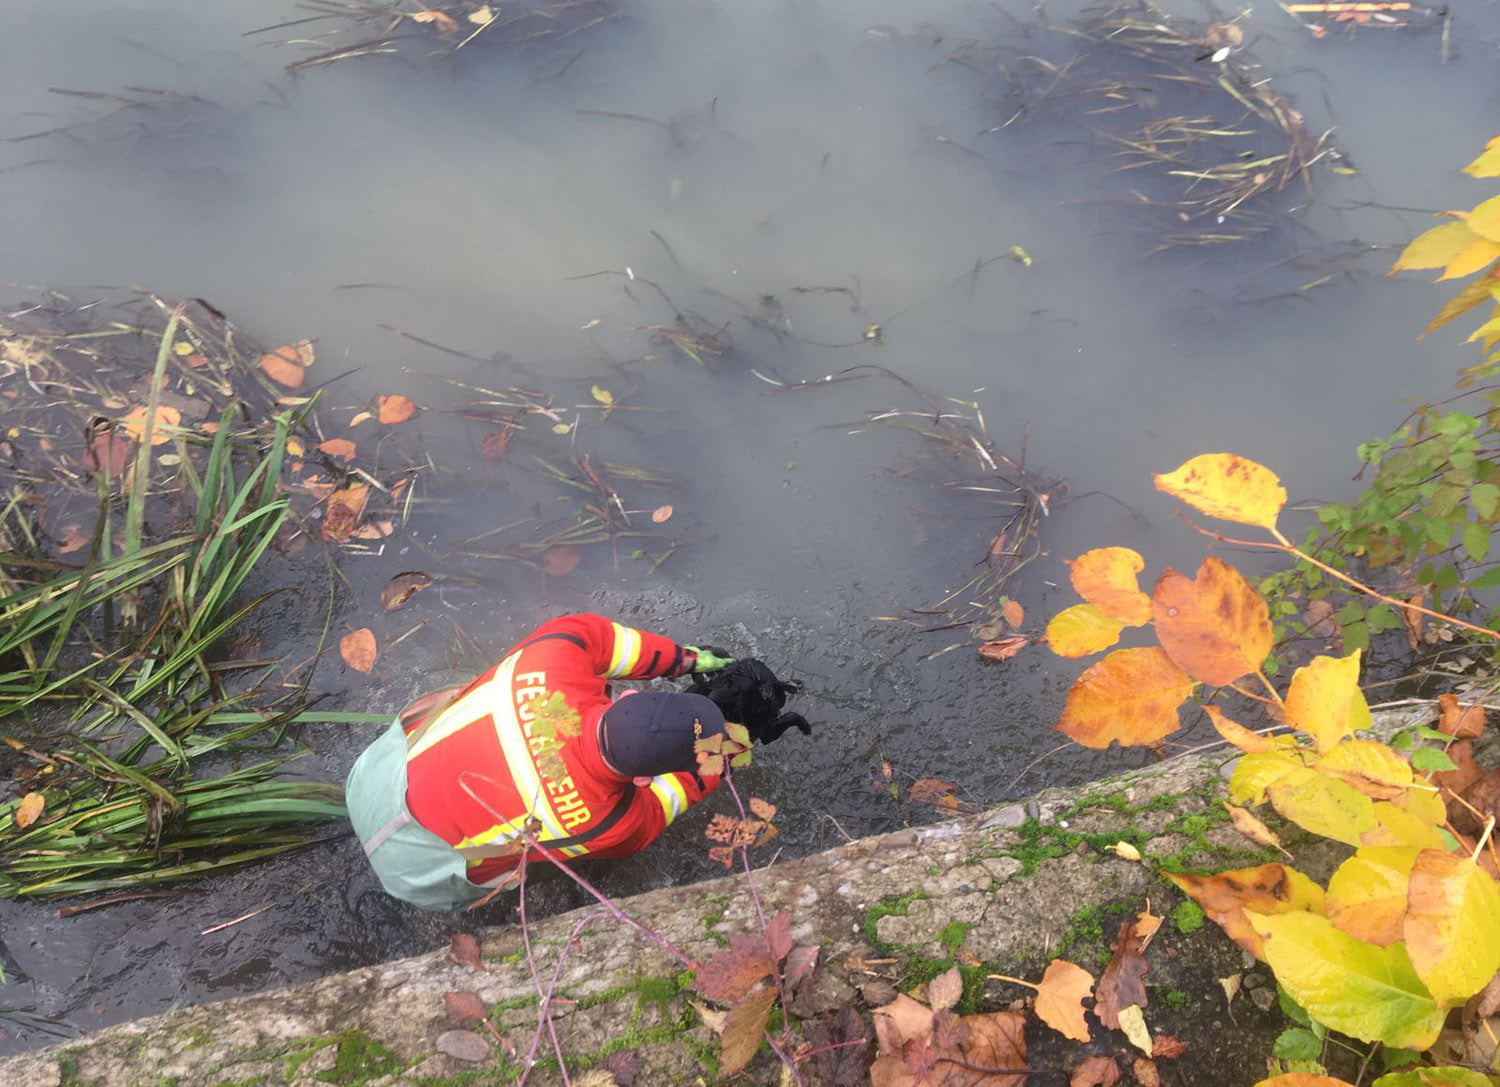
[599,692,726,779]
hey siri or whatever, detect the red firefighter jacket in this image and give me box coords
[402,613,720,884]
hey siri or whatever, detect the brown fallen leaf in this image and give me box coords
[906,778,956,806]
[449,932,486,970]
[543,544,582,576]
[978,636,1028,662]
[378,394,417,424]
[1094,918,1149,1030]
[1437,692,1485,739]
[381,571,433,612]
[317,437,357,461]
[651,504,674,523]
[926,965,963,1012]
[57,525,90,554]
[1152,1034,1188,1059]
[1070,1055,1120,1087]
[16,791,45,828]
[340,628,377,673]
[1132,1056,1161,1087]
[259,345,305,388]
[444,990,487,1024]
[85,429,133,480]
[352,520,394,540]
[410,9,460,32]
[1003,599,1025,628]
[481,429,511,465]
[322,484,370,543]
[1402,592,1426,651]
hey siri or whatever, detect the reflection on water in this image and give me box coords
[1,0,1498,1053]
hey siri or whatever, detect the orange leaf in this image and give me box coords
[542,545,581,576]
[1153,453,1286,531]
[1033,959,1093,1042]
[16,791,45,828]
[317,438,357,461]
[340,628,378,673]
[1403,848,1500,1006]
[409,9,460,32]
[1070,1056,1121,1087]
[1055,647,1193,749]
[1436,692,1485,739]
[1067,547,1152,625]
[652,504,674,523]
[1164,864,1325,962]
[377,394,417,424]
[119,405,182,446]
[1204,706,1279,754]
[1045,603,1125,658]
[1152,557,1271,687]
[1224,803,1289,857]
[978,636,1028,662]
[1251,1076,1356,1087]
[86,429,133,479]
[259,346,306,389]
[1002,599,1025,628]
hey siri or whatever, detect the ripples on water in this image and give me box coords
[0,0,1496,1053]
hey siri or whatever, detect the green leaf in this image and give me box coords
[1342,621,1370,654]
[1277,984,1312,1026]
[1271,1027,1322,1060]
[1373,1068,1496,1087]
[1469,566,1500,590]
[1462,521,1492,562]
[1471,482,1500,518]
[1378,1048,1422,1072]
[1247,912,1445,1050]
[1410,748,1457,773]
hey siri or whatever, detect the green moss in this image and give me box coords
[283,1030,403,1085]
[701,893,732,948]
[1056,901,1136,963]
[58,1049,83,1087]
[1172,900,1206,934]
[936,921,972,956]
[634,975,680,1007]
[1162,989,1192,1010]
[1002,816,1153,878]
[1153,803,1278,874]
[179,1026,214,1052]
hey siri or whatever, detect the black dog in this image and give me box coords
[686,658,811,745]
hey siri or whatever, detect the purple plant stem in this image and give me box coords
[514,855,571,1087]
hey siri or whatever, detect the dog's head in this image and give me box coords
[686,658,801,738]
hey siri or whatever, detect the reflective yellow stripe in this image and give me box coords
[407,680,508,760]
[607,622,643,678]
[648,774,689,826]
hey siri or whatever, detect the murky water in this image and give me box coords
[2,0,1499,1054]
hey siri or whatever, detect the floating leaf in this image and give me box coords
[1067,547,1152,625]
[409,9,460,32]
[1284,651,1371,753]
[1248,911,1445,1050]
[119,405,182,447]
[1325,846,1419,947]
[1403,849,1500,1007]
[57,525,90,554]
[468,4,495,25]
[1055,647,1193,749]
[322,483,370,543]
[258,346,305,388]
[86,429,133,479]
[978,636,1028,662]
[381,571,433,612]
[1003,599,1025,628]
[591,384,614,407]
[1165,864,1325,961]
[651,504,674,523]
[1151,557,1271,686]
[542,544,582,576]
[16,791,45,828]
[317,437,357,461]
[718,987,777,1077]
[481,429,511,464]
[1034,959,1093,1042]
[378,394,417,424]
[1154,454,1286,530]
[1046,603,1126,658]
[349,410,373,427]
[340,628,377,673]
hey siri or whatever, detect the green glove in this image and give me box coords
[686,645,734,673]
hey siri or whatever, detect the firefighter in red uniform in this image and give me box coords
[346,613,766,910]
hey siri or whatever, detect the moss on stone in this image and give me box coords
[863,890,931,952]
[936,921,972,957]
[283,1030,404,1085]
[1172,900,1206,934]
[700,893,732,948]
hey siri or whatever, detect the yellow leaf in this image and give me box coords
[1421,265,1500,338]
[16,791,45,828]
[1225,803,1289,857]
[1116,1003,1152,1056]
[552,423,572,435]
[1248,911,1445,1049]
[1110,841,1142,861]
[1031,959,1093,1042]
[1403,849,1500,1007]
[1360,799,1448,850]
[1204,705,1280,754]
[1151,557,1272,687]
[1065,547,1152,625]
[1388,220,1482,273]
[1044,603,1125,658]
[409,9,460,32]
[1325,846,1419,947]
[1467,193,1500,243]
[468,4,495,24]
[1165,864,1325,962]
[286,436,305,457]
[591,384,614,407]
[1439,237,1500,280]
[1284,651,1370,753]
[172,340,194,356]
[1054,647,1193,749]
[1229,748,1306,805]
[1462,137,1500,178]
[1314,739,1413,799]
[1253,1075,1357,1087]
[1266,766,1377,847]
[1154,453,1286,531]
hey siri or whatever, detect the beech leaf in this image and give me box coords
[1151,557,1271,687]
[1034,959,1094,1042]
[1055,647,1193,749]
[1154,453,1286,530]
